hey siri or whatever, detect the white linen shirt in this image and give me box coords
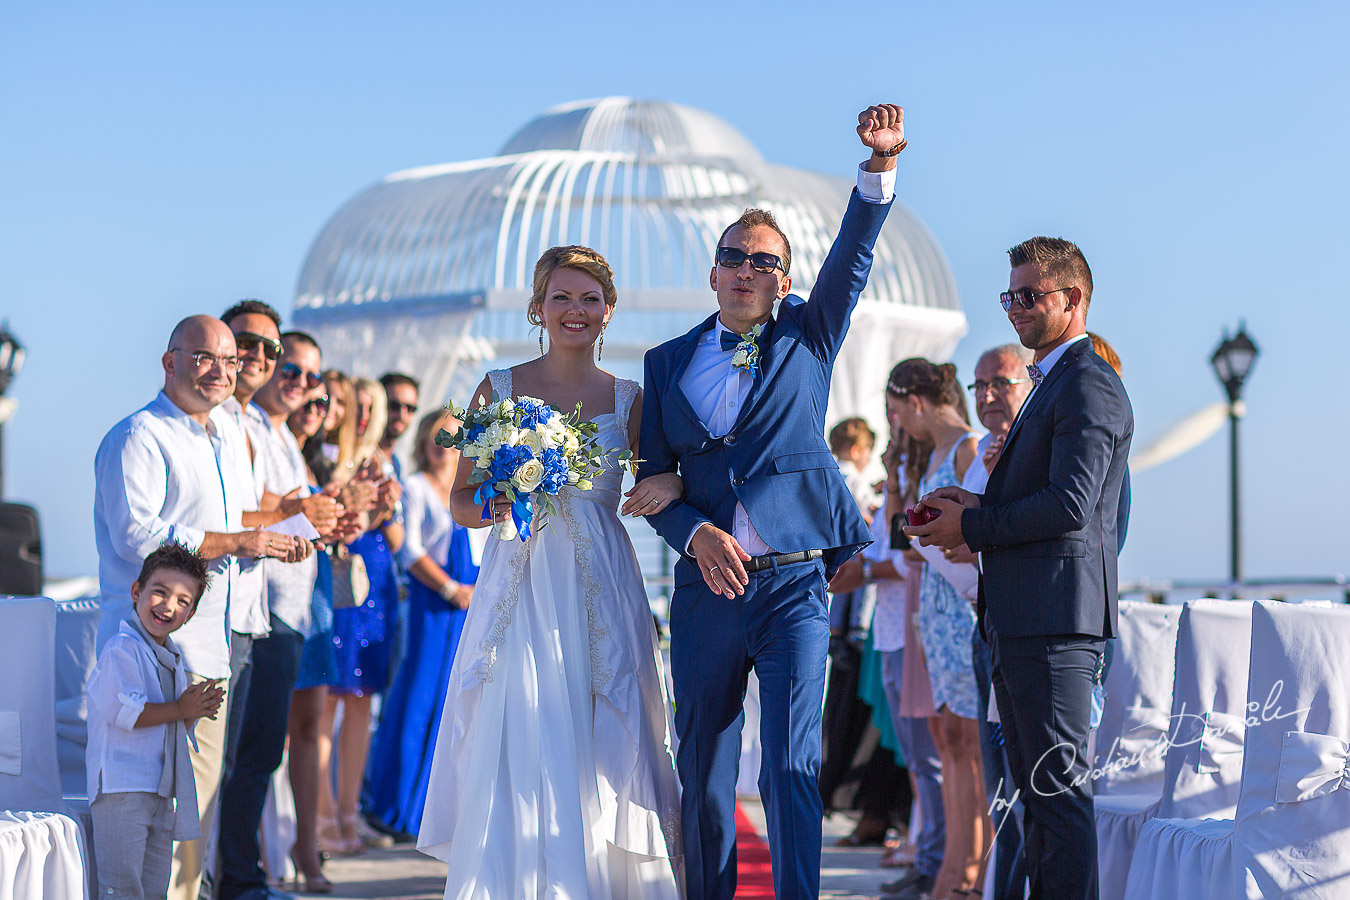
[251,407,318,634]
[219,397,270,637]
[863,487,910,652]
[679,164,896,554]
[94,392,240,678]
[85,620,193,797]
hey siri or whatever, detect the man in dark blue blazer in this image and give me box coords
[637,104,903,899]
[908,237,1133,900]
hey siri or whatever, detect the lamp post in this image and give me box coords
[1209,322,1259,589]
[0,322,25,500]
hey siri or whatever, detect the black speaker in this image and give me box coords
[0,502,42,595]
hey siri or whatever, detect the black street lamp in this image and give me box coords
[0,322,25,499]
[1209,322,1259,589]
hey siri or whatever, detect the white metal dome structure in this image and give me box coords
[293,97,966,427]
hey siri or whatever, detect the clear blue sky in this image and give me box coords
[2,2,1345,583]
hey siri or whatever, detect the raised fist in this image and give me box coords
[857,104,905,154]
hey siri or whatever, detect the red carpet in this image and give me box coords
[734,803,775,898]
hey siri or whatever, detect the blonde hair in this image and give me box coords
[352,376,387,467]
[527,245,617,327]
[322,370,358,473]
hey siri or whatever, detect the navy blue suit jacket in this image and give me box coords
[962,338,1134,639]
[639,189,890,586]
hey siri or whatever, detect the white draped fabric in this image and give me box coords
[0,596,64,816]
[1094,602,1183,797]
[0,810,89,900]
[1096,600,1253,900]
[1124,602,1350,899]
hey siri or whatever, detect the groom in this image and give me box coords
[638,103,903,899]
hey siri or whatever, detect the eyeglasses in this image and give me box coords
[968,377,1031,395]
[304,395,331,414]
[716,247,786,274]
[279,362,322,389]
[234,331,282,361]
[999,286,1073,312]
[388,401,419,415]
[170,348,242,372]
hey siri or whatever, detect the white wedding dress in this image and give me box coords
[418,370,684,899]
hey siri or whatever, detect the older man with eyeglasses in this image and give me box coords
[94,314,303,900]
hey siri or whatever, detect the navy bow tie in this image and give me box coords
[721,330,754,352]
[1027,363,1045,387]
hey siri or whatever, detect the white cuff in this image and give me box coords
[857,163,896,204]
[684,521,711,556]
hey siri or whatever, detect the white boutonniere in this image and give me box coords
[730,324,764,378]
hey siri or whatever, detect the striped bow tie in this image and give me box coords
[1027,363,1045,387]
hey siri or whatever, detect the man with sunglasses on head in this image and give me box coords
[907,238,1133,900]
[638,103,903,899]
[94,314,304,900]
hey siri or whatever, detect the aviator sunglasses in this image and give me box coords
[999,286,1073,312]
[304,394,330,414]
[235,331,282,361]
[279,362,323,389]
[716,247,787,274]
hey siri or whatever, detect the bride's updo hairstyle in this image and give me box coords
[527,245,618,327]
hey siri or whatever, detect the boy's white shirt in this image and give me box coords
[85,619,201,839]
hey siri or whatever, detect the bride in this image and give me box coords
[418,245,685,898]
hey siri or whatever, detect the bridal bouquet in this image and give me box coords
[438,393,634,541]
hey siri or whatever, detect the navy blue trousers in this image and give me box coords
[669,557,829,900]
[989,629,1104,900]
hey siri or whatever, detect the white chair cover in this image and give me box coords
[1095,601,1182,797]
[1125,602,1350,899]
[0,810,89,900]
[0,596,65,815]
[1096,600,1253,900]
[53,598,101,800]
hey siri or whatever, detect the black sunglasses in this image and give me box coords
[234,331,282,360]
[388,401,419,415]
[279,362,322,389]
[716,247,786,274]
[999,286,1073,312]
[304,394,331,413]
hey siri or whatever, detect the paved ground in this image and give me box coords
[304,802,894,899]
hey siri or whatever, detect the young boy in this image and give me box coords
[829,416,879,523]
[86,542,226,900]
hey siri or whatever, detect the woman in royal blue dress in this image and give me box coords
[365,411,480,838]
[324,377,405,853]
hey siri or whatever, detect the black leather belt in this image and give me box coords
[743,549,823,573]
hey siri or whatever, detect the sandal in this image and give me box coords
[880,845,917,868]
[316,814,363,857]
[834,817,890,847]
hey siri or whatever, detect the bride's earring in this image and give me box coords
[539,327,546,356]
[597,326,605,360]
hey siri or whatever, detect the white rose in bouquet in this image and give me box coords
[518,429,543,456]
[513,459,545,493]
[563,432,581,456]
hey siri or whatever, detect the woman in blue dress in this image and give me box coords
[364,411,480,839]
[323,378,405,853]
